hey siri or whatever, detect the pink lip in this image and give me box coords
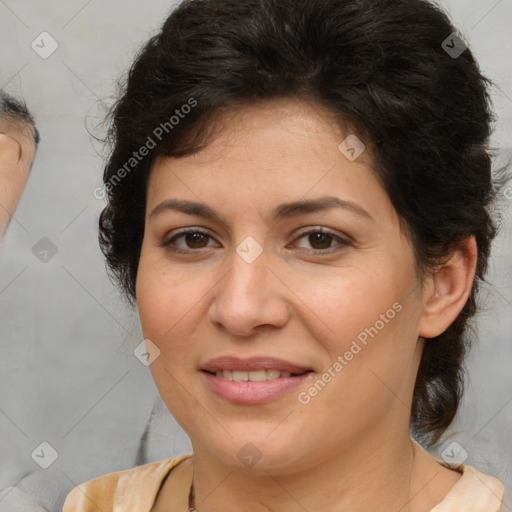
[201,371,313,405]
[201,355,312,374]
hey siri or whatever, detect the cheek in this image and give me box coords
[136,258,203,422]
[290,263,406,350]
[292,265,420,409]
[135,254,217,407]
[136,254,203,338]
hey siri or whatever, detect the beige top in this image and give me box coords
[62,452,506,511]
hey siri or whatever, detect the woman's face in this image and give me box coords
[136,98,429,471]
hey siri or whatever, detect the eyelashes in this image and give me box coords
[162,227,352,255]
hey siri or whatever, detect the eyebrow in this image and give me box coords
[149,196,374,224]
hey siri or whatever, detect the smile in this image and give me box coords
[210,369,308,381]
[201,369,313,405]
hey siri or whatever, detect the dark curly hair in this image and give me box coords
[98,0,511,447]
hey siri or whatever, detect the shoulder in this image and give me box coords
[431,462,506,511]
[62,453,193,512]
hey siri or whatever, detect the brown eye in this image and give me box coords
[163,227,351,255]
[292,228,351,253]
[183,232,210,249]
[163,229,215,251]
[307,232,333,250]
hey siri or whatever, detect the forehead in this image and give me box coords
[0,118,37,164]
[148,99,373,191]
[145,99,398,229]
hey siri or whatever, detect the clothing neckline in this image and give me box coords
[124,451,504,512]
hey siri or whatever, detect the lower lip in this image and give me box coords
[201,371,313,405]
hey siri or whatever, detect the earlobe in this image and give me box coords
[418,236,477,339]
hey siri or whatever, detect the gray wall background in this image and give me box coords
[0,1,511,511]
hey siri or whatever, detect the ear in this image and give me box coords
[418,235,477,339]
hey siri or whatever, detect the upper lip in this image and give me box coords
[201,356,312,374]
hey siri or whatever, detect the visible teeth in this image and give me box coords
[214,369,295,381]
[233,371,248,382]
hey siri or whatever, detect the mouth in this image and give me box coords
[201,355,313,375]
[201,369,314,405]
[200,356,315,404]
[202,369,313,381]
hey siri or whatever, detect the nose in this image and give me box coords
[207,242,291,338]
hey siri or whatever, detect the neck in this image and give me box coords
[188,432,447,512]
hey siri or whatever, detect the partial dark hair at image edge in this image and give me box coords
[0,89,40,145]
[97,0,512,447]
